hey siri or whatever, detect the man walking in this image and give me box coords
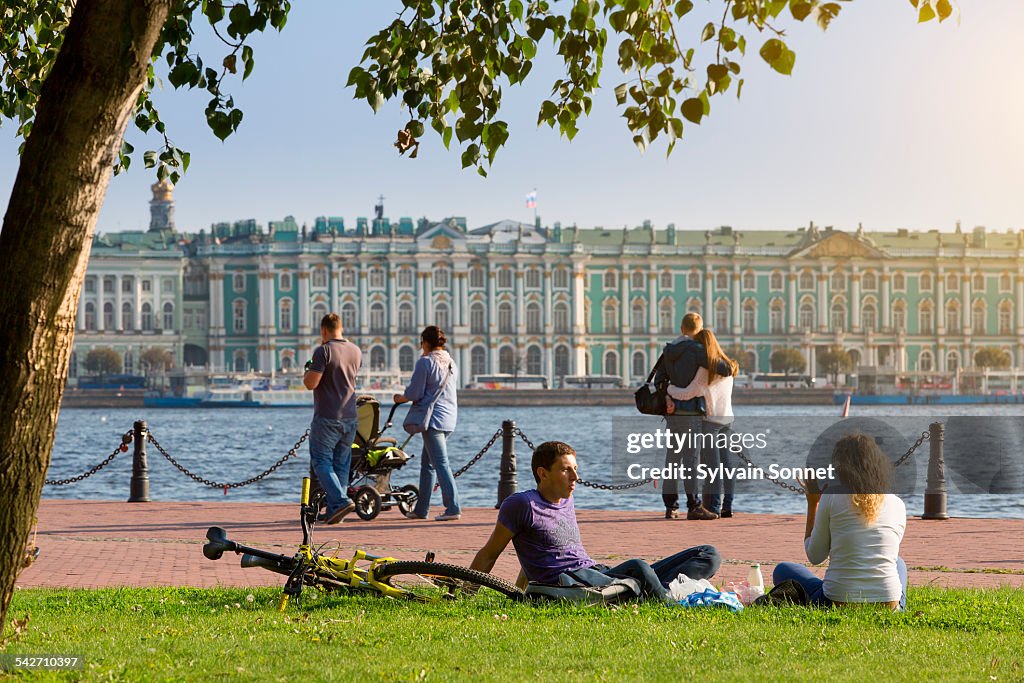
[304,313,362,524]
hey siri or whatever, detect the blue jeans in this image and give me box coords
[772,559,908,611]
[309,415,358,515]
[602,544,722,602]
[412,428,460,517]
[703,425,736,514]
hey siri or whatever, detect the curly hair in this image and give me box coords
[831,433,894,524]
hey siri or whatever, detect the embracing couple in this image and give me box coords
[654,312,738,521]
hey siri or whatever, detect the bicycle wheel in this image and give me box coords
[373,561,523,602]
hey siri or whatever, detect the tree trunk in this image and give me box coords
[0,0,172,629]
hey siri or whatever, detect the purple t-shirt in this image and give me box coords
[497,490,596,584]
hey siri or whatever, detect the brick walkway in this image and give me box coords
[17,499,1024,591]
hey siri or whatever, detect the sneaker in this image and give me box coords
[404,512,428,520]
[721,507,733,519]
[686,505,719,521]
[326,502,356,525]
[434,513,462,521]
[664,508,679,519]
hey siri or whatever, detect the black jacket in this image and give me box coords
[652,336,734,414]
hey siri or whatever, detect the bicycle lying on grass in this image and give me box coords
[203,477,523,609]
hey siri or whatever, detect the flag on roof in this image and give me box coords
[525,190,537,209]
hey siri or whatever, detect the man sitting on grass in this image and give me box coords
[469,440,721,601]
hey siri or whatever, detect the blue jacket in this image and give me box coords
[403,350,458,432]
[653,336,733,414]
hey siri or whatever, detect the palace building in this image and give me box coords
[72,182,1024,387]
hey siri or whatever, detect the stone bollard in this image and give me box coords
[922,421,949,520]
[496,420,518,508]
[128,419,151,502]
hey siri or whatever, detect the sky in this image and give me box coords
[1,1,1023,236]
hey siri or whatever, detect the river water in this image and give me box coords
[47,404,1024,519]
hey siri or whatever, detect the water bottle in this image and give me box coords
[747,563,764,591]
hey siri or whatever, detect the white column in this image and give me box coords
[647,271,657,335]
[417,270,427,329]
[572,263,587,374]
[1016,274,1024,334]
[516,270,526,335]
[936,270,946,335]
[153,274,163,331]
[619,270,629,334]
[488,270,498,336]
[962,268,972,335]
[96,279,106,333]
[787,270,797,332]
[817,272,828,333]
[298,267,310,331]
[732,269,741,334]
[543,269,553,334]
[850,270,861,332]
[114,275,123,331]
[424,271,434,327]
[703,270,713,322]
[881,271,891,330]
[359,270,369,336]
[329,264,339,317]
[76,291,85,331]
[388,268,398,334]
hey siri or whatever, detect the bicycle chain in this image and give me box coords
[452,428,503,479]
[44,431,133,486]
[147,429,309,489]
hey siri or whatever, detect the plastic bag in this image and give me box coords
[668,573,716,601]
[727,580,766,606]
[679,588,745,612]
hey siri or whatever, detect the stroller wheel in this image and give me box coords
[396,484,419,516]
[354,487,382,521]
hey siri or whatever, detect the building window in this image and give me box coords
[312,268,328,289]
[973,302,986,335]
[742,301,756,335]
[973,272,985,291]
[919,350,934,372]
[527,268,542,289]
[341,268,357,289]
[799,303,814,331]
[999,302,1012,335]
[399,302,416,334]
[231,300,245,333]
[369,267,386,290]
[659,300,674,334]
[103,302,114,330]
[892,272,905,291]
[498,302,514,334]
[122,276,134,293]
[831,303,845,332]
[470,302,486,334]
[770,304,784,334]
[526,345,542,375]
[69,351,77,378]
[715,270,729,290]
[162,277,175,293]
[554,345,570,382]
[369,302,386,334]
[232,272,245,292]
[280,271,292,291]
[602,301,619,333]
[742,271,755,291]
[84,302,96,331]
[631,271,645,290]
[554,302,570,334]
[862,272,877,291]
[122,302,134,330]
[631,301,646,331]
[687,270,701,290]
[714,300,729,333]
[499,346,515,374]
[632,351,646,379]
[919,272,932,291]
[660,270,673,290]
[369,346,386,370]
[553,267,569,290]
[103,276,115,293]
[1000,272,1012,292]
[471,346,487,379]
[526,303,542,334]
[162,301,174,330]
[279,299,292,332]
[84,277,96,293]
[893,302,906,332]
[603,270,617,290]
[433,267,450,290]
[468,266,485,289]
[499,269,514,289]
[946,273,958,291]
[799,271,814,290]
[341,302,358,332]
[770,271,783,291]
[398,268,414,289]
[279,350,295,371]
[435,302,450,332]
[142,278,152,293]
[603,351,619,377]
[862,304,877,332]
[919,302,934,334]
[234,349,248,372]
[311,302,328,331]
[946,302,960,331]
[947,351,959,373]
[831,272,845,292]
[399,346,416,373]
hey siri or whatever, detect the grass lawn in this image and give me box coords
[2,585,1022,681]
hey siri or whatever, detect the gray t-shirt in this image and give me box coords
[497,489,596,584]
[309,338,361,420]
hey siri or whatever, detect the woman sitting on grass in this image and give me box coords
[774,433,908,610]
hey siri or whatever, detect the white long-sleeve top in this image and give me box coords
[667,367,734,424]
[805,494,907,603]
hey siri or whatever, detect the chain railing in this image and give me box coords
[44,431,133,486]
[146,429,309,491]
[452,428,503,479]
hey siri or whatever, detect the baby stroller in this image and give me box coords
[310,396,417,521]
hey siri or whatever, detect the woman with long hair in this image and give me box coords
[665,327,738,518]
[394,325,461,521]
[773,433,908,609]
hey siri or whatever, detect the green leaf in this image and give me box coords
[681,98,703,124]
[614,82,628,106]
[407,120,424,138]
[759,38,795,75]
[701,22,715,43]
[143,150,158,168]
[510,0,524,21]
[632,134,647,154]
[674,0,694,18]
[790,0,814,21]
[442,126,453,149]
[521,38,537,60]
[918,2,936,22]
[640,31,654,53]
[935,0,953,21]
